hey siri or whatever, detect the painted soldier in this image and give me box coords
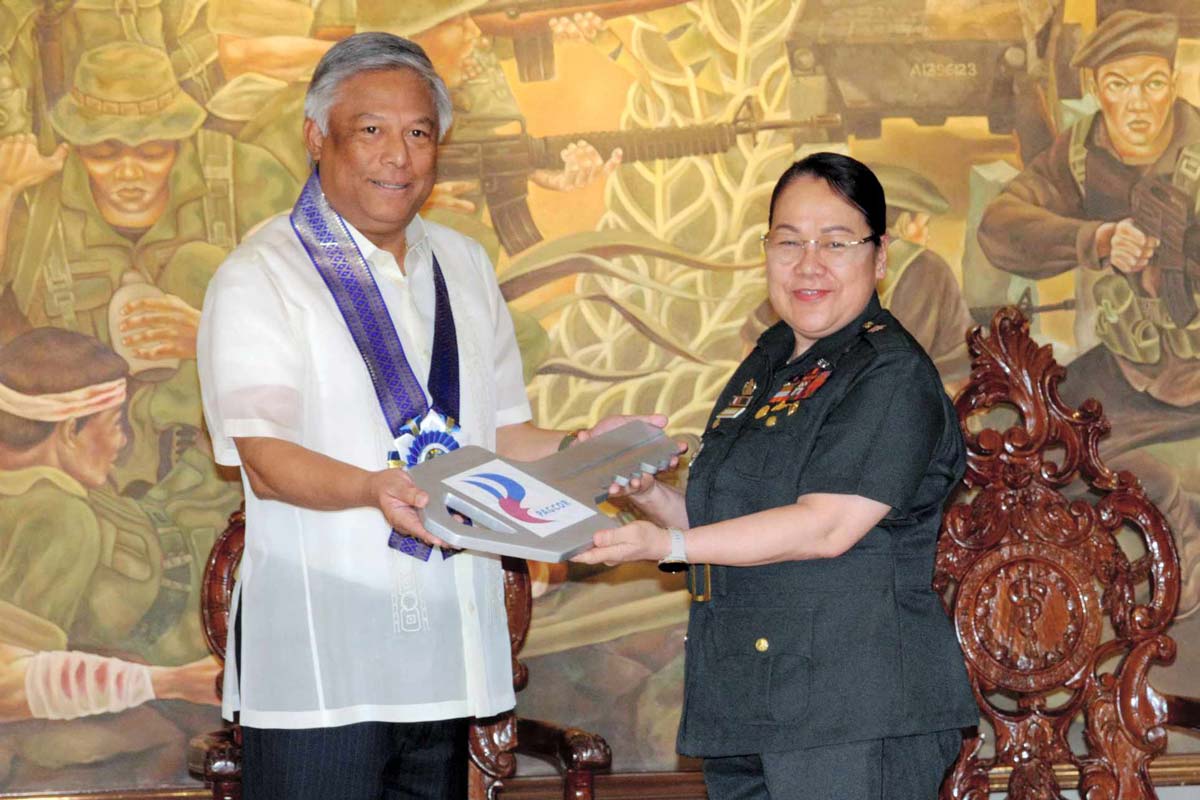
[0,327,218,788]
[872,163,973,384]
[977,10,1200,614]
[0,43,288,689]
[0,41,297,492]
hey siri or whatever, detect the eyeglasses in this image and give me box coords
[760,231,880,266]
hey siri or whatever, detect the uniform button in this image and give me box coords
[755,637,769,652]
[466,601,477,614]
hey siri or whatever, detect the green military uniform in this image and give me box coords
[3,0,220,110]
[0,464,220,787]
[977,11,1200,614]
[7,136,294,343]
[71,467,225,665]
[0,467,104,634]
[0,458,224,666]
[1,2,38,92]
[0,462,169,782]
[56,0,221,103]
[678,296,975,789]
[0,0,35,139]
[1,43,285,678]
[4,43,297,491]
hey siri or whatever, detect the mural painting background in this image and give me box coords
[1,0,1199,791]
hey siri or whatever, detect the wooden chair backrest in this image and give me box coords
[935,308,1181,799]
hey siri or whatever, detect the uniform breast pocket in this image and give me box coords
[65,260,115,311]
[724,424,797,480]
[710,606,813,724]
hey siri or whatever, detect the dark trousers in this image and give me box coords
[702,729,962,800]
[241,719,468,800]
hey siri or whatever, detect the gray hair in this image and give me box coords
[304,32,454,141]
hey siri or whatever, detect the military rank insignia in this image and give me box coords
[863,321,887,334]
[712,379,757,428]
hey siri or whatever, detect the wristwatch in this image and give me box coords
[658,527,688,573]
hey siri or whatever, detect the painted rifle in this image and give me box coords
[437,98,842,254]
[471,0,690,81]
[1131,174,1200,327]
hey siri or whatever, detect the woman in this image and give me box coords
[574,153,977,799]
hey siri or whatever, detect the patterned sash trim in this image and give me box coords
[290,174,461,560]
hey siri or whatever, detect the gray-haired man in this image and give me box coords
[197,32,665,798]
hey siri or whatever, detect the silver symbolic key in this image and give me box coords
[407,421,678,561]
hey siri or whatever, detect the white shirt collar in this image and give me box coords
[340,213,431,273]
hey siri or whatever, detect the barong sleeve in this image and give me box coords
[198,250,305,466]
[476,241,532,428]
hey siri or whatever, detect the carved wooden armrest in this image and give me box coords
[187,727,241,785]
[516,717,612,774]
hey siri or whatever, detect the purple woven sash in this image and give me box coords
[290,174,460,559]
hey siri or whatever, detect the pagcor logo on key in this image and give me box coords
[464,473,552,524]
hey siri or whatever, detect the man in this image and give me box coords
[872,163,973,384]
[209,2,618,259]
[0,41,298,493]
[977,10,1200,614]
[197,32,663,798]
[0,326,218,785]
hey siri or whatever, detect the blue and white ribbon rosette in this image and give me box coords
[387,410,464,559]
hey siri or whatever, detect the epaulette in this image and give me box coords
[858,316,910,354]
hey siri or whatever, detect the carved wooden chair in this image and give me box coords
[187,510,611,800]
[936,308,1200,799]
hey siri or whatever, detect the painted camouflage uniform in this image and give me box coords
[3,43,296,491]
[0,42,292,678]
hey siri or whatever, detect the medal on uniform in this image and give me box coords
[292,173,461,561]
[757,360,835,424]
[793,364,831,400]
[767,379,798,408]
[713,379,757,427]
